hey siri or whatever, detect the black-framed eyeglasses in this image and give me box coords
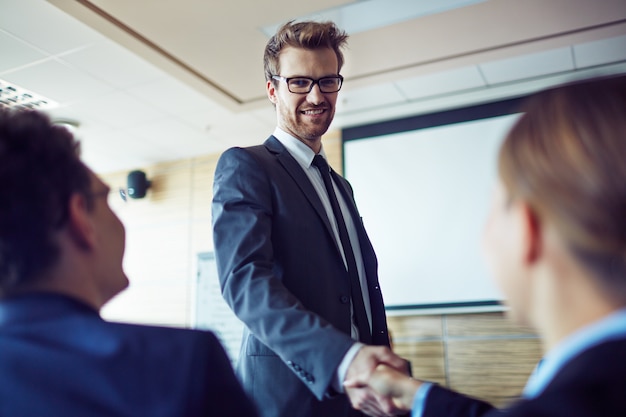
[271,75,343,94]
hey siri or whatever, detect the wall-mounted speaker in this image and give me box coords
[127,170,151,199]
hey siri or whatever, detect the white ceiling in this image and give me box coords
[1,0,625,173]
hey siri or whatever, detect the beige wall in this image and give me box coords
[100,130,541,407]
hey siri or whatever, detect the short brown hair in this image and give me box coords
[263,20,349,82]
[498,74,626,302]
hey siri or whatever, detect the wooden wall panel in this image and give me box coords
[386,312,542,409]
[387,315,443,341]
[447,338,541,406]
[394,341,447,385]
[323,130,343,174]
[446,312,537,337]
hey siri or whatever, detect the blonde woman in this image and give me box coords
[346,74,626,417]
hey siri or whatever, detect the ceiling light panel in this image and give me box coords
[261,0,486,36]
[0,78,58,110]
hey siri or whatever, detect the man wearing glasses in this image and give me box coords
[212,20,408,417]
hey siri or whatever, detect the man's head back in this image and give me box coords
[0,109,92,292]
[497,74,626,310]
[0,109,127,305]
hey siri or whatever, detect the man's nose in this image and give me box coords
[306,84,325,105]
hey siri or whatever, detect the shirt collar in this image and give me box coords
[272,127,327,169]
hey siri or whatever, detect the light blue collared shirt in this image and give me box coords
[412,308,626,416]
[523,308,626,398]
[272,127,371,392]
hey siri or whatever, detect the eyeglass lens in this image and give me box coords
[287,77,342,93]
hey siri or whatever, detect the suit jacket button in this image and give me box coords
[340,295,349,304]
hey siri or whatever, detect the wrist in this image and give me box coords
[400,377,421,409]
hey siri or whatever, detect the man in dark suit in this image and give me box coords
[0,108,258,417]
[211,20,408,417]
[344,75,626,417]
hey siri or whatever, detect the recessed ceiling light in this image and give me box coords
[53,118,81,135]
[0,78,58,110]
[261,0,486,37]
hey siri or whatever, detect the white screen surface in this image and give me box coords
[344,113,521,309]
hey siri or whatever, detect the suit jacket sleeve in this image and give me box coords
[212,146,357,400]
[422,385,496,417]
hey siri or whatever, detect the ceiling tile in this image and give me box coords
[75,91,168,129]
[125,119,209,152]
[174,108,234,132]
[0,0,106,55]
[248,106,277,128]
[76,127,152,173]
[126,77,227,123]
[394,66,486,101]
[208,113,274,149]
[2,59,115,104]
[574,34,626,68]
[338,82,406,114]
[45,101,110,130]
[90,127,175,166]
[0,30,49,73]
[60,40,168,89]
[479,47,575,85]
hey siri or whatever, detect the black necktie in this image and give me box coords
[312,155,371,343]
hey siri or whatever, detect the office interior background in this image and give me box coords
[2,0,626,406]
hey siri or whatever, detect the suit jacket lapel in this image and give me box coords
[263,137,340,253]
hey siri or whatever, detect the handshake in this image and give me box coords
[343,346,423,417]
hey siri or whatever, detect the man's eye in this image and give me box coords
[290,79,311,88]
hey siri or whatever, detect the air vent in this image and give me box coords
[0,79,58,110]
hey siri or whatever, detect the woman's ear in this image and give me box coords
[518,202,542,265]
[66,193,96,250]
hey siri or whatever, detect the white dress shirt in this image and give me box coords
[272,127,371,392]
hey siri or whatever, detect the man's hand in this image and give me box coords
[342,346,410,416]
[368,364,421,411]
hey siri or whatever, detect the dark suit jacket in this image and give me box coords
[0,293,258,417]
[212,136,390,417]
[423,338,626,417]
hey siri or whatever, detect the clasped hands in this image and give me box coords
[343,346,421,417]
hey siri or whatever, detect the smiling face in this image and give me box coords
[267,46,340,152]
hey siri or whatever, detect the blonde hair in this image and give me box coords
[499,75,626,302]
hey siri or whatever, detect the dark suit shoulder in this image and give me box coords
[424,385,495,417]
[425,339,626,417]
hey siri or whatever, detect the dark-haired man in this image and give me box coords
[0,108,258,417]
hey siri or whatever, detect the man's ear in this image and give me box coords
[66,193,96,250]
[519,202,542,265]
[267,80,277,104]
